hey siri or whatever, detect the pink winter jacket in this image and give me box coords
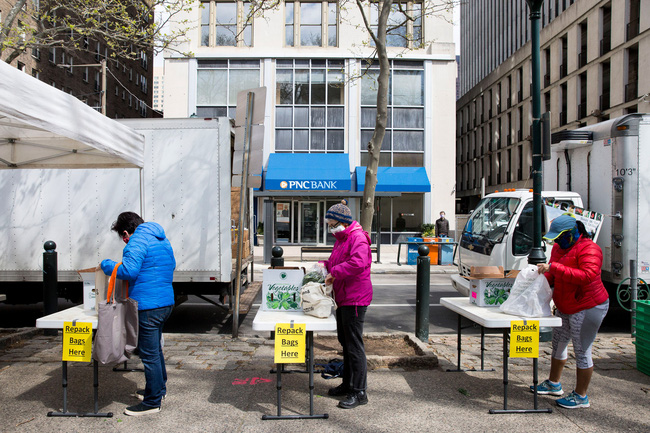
[321,221,373,307]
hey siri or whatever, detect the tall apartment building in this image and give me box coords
[153,66,164,113]
[0,0,154,119]
[456,0,648,212]
[162,1,457,245]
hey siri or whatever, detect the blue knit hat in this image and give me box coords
[326,200,352,224]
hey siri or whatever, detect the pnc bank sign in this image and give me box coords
[280,180,339,190]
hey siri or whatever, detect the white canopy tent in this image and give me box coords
[0,60,144,168]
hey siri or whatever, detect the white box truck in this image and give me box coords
[0,118,253,304]
[452,113,649,304]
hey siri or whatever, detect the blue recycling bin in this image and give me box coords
[436,237,454,265]
[407,237,423,265]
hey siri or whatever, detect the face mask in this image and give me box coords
[329,224,345,234]
[440,214,445,219]
[557,227,579,249]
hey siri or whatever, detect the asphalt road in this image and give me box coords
[0,273,632,335]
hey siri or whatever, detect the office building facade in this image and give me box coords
[456,0,648,212]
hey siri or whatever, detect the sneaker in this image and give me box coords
[124,402,161,416]
[556,391,590,409]
[328,383,349,397]
[136,390,166,401]
[530,379,563,396]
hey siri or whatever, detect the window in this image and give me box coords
[285,1,338,47]
[275,59,344,152]
[369,0,422,48]
[201,1,252,47]
[196,59,260,118]
[360,60,424,167]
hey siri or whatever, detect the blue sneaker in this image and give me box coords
[556,391,590,409]
[530,379,563,396]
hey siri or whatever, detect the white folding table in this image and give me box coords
[36,306,112,418]
[252,310,337,420]
[440,297,562,414]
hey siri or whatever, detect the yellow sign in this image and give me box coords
[510,320,540,358]
[62,321,93,362]
[274,323,306,364]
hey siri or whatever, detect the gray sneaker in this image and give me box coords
[530,379,563,396]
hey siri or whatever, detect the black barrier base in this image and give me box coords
[48,411,113,417]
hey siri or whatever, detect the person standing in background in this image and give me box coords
[101,212,176,416]
[435,211,449,237]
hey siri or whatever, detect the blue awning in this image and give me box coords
[265,154,351,191]
[355,166,431,192]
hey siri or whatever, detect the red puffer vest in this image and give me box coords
[545,236,609,314]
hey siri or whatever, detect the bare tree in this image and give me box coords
[0,0,196,64]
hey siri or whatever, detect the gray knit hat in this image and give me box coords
[326,199,352,224]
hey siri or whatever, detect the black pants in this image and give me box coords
[336,305,368,392]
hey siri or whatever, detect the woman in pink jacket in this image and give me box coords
[322,200,372,409]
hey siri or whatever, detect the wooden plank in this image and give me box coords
[229,281,262,315]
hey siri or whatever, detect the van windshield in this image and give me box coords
[463,197,520,245]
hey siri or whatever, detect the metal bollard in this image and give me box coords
[43,241,58,336]
[270,246,284,268]
[415,245,430,342]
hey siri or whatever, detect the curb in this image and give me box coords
[312,332,439,370]
[0,328,43,350]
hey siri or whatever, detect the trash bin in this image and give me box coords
[436,237,454,265]
[407,237,423,265]
[422,237,439,265]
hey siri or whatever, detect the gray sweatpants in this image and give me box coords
[552,300,609,369]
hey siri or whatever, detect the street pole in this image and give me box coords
[100,59,107,115]
[526,0,546,265]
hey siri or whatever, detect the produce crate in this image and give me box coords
[634,300,650,319]
[634,340,650,376]
[634,315,650,334]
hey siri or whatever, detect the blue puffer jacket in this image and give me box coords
[101,222,175,311]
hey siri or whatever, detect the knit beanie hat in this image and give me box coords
[326,199,352,224]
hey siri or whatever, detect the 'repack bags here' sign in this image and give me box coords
[62,321,92,362]
[274,323,306,363]
[510,320,540,358]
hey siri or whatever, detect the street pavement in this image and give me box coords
[1,245,649,431]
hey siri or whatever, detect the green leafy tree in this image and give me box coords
[0,0,195,64]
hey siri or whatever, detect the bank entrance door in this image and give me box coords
[299,201,322,244]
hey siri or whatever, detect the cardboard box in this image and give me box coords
[262,268,304,311]
[468,267,519,307]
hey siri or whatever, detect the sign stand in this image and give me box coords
[49,320,112,418]
[263,331,328,420]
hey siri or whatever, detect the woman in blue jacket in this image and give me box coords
[101,212,175,416]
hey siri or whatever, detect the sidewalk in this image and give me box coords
[252,244,459,275]
[1,327,649,432]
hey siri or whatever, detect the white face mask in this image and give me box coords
[440,214,445,219]
[329,224,345,234]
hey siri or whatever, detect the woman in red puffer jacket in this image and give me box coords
[532,214,609,409]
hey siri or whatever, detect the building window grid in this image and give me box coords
[285,1,339,48]
[201,1,253,47]
[360,61,425,167]
[197,59,261,119]
[275,58,345,153]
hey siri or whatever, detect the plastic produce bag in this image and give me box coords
[499,265,553,317]
[300,281,336,318]
[302,262,328,285]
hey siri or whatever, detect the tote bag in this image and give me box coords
[93,263,138,365]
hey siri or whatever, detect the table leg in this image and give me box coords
[47,360,112,417]
[489,330,552,414]
[262,332,329,420]
[397,244,402,266]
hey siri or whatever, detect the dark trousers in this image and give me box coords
[336,305,368,392]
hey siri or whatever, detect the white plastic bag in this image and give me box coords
[300,281,336,318]
[310,262,328,280]
[499,265,553,317]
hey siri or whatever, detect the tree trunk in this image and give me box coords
[0,0,28,61]
[359,0,391,236]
